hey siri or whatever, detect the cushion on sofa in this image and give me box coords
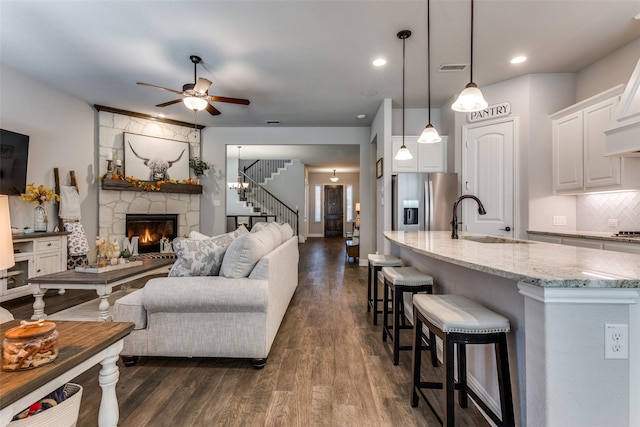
[278,223,294,241]
[264,223,282,246]
[188,230,211,240]
[169,228,246,277]
[219,228,277,278]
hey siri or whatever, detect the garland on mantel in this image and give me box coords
[100,174,197,192]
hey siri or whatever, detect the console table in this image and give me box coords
[0,320,134,427]
[28,258,174,321]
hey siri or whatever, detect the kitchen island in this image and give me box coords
[384,231,640,427]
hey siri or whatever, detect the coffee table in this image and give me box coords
[28,258,174,321]
[0,320,134,427]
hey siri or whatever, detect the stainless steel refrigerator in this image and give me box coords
[392,172,459,231]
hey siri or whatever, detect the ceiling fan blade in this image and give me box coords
[206,103,221,116]
[137,82,183,95]
[208,95,250,105]
[193,78,212,94]
[156,99,183,107]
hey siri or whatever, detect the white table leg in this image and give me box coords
[98,344,122,427]
[31,285,48,320]
[96,286,112,322]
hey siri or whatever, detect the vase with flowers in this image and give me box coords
[189,157,213,184]
[94,237,119,267]
[20,183,60,232]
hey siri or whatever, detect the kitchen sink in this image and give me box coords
[460,235,531,244]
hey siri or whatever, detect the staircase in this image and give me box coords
[233,160,299,235]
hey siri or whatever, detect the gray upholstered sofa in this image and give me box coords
[112,223,298,368]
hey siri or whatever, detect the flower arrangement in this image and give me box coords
[94,237,119,263]
[20,183,60,205]
[189,157,213,177]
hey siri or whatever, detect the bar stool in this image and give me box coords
[411,294,515,427]
[367,254,402,325]
[381,266,433,365]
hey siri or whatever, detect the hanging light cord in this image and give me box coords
[427,0,432,124]
[470,0,474,83]
[402,32,406,147]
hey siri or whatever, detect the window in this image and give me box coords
[314,185,321,222]
[346,185,353,222]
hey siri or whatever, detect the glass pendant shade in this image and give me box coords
[330,170,339,182]
[452,82,488,112]
[418,124,442,144]
[395,145,413,160]
[183,96,208,111]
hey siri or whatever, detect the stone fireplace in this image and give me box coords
[126,214,178,253]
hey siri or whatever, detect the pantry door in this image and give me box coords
[462,117,517,237]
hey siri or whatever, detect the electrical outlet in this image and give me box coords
[605,324,628,359]
[552,215,567,226]
[608,219,619,228]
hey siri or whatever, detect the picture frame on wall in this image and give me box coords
[124,133,189,181]
[376,158,383,179]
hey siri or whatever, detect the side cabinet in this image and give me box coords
[1,233,68,302]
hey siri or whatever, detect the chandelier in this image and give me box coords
[228,146,250,192]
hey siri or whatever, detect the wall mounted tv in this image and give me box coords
[0,129,30,195]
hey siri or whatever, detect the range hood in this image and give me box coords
[605,58,640,157]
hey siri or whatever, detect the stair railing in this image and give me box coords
[238,169,299,236]
[243,159,289,184]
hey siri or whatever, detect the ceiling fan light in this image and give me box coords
[183,96,208,111]
[395,145,413,160]
[451,82,488,113]
[418,124,442,144]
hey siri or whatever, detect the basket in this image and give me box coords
[10,383,83,427]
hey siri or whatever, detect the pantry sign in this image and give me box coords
[467,102,511,123]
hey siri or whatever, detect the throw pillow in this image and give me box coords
[188,230,210,241]
[64,222,89,256]
[169,232,237,277]
[250,222,268,233]
[265,222,282,246]
[219,229,277,278]
[278,223,294,241]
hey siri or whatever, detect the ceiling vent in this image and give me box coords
[439,63,467,72]
[266,120,280,125]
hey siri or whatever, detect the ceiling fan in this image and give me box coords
[137,55,250,116]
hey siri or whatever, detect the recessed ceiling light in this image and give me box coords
[511,56,527,64]
[357,114,367,120]
[373,58,386,67]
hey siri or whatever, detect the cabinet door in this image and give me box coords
[392,136,418,172]
[417,136,447,172]
[552,111,583,192]
[561,237,603,250]
[35,252,62,276]
[584,97,621,189]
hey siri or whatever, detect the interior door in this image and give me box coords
[462,118,516,237]
[324,185,343,237]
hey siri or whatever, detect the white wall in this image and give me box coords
[370,99,392,254]
[0,65,97,244]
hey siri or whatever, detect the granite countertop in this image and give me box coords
[527,229,640,244]
[384,231,640,288]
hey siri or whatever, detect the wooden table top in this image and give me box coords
[0,320,134,409]
[27,258,174,286]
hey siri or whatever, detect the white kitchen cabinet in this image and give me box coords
[392,135,447,173]
[527,234,562,244]
[551,85,640,193]
[528,231,640,255]
[1,233,68,302]
[561,237,603,250]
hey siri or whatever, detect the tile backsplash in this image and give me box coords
[577,191,640,232]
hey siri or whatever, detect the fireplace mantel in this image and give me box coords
[101,178,202,194]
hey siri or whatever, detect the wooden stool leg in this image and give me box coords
[429,330,438,367]
[411,308,423,407]
[444,335,456,427]
[496,333,516,427]
[382,279,390,342]
[392,286,402,365]
[458,343,468,408]
[367,264,372,312]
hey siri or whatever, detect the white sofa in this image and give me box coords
[112,223,299,368]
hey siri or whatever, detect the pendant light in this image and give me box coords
[395,30,413,161]
[330,169,339,182]
[418,0,442,144]
[228,146,249,192]
[451,0,488,113]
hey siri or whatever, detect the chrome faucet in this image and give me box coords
[451,195,487,239]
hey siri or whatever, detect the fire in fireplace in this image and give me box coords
[126,214,178,253]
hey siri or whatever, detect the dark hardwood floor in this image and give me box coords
[3,237,489,426]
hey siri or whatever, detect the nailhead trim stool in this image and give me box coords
[367,254,402,325]
[381,266,433,365]
[411,294,515,427]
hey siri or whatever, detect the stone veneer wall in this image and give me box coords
[98,111,201,244]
